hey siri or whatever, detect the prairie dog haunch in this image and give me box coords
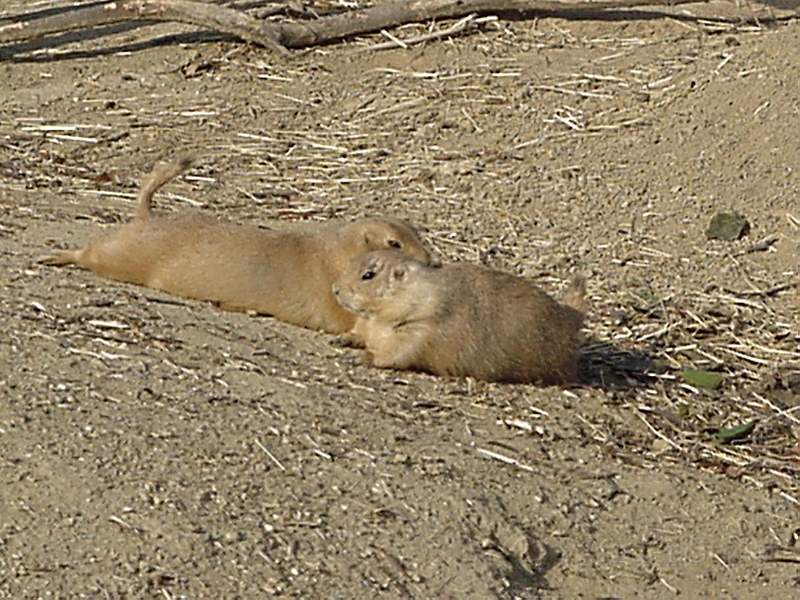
[41,157,432,334]
[333,250,585,384]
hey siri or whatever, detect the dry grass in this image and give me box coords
[584,280,799,498]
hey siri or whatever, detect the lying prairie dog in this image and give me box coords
[332,250,586,384]
[41,157,432,334]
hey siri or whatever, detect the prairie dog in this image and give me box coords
[333,250,585,384]
[41,157,431,334]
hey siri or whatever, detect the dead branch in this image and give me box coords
[0,0,291,56]
[0,0,723,57]
[273,0,713,48]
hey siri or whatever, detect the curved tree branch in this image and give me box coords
[0,0,738,57]
[0,0,290,56]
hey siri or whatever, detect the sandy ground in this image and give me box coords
[1,1,799,598]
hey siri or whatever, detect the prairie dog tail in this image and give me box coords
[135,155,193,220]
[562,275,588,314]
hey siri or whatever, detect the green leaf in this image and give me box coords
[682,369,724,390]
[713,420,758,445]
[706,212,750,241]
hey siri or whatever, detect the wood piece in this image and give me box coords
[0,0,290,56]
[0,0,718,56]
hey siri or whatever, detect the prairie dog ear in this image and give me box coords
[362,230,400,250]
[392,261,418,281]
[361,229,384,248]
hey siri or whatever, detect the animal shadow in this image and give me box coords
[577,335,666,390]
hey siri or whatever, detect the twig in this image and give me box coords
[740,234,779,254]
[475,447,536,472]
[636,408,682,451]
[358,14,497,52]
[731,280,798,298]
[378,28,409,49]
[108,515,145,535]
[659,576,679,595]
[752,392,800,426]
[255,438,286,471]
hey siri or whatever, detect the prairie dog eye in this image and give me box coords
[388,239,402,249]
[361,269,376,281]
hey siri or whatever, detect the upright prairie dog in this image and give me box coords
[41,157,431,334]
[332,250,586,384]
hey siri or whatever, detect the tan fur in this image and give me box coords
[333,250,586,384]
[40,157,431,334]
